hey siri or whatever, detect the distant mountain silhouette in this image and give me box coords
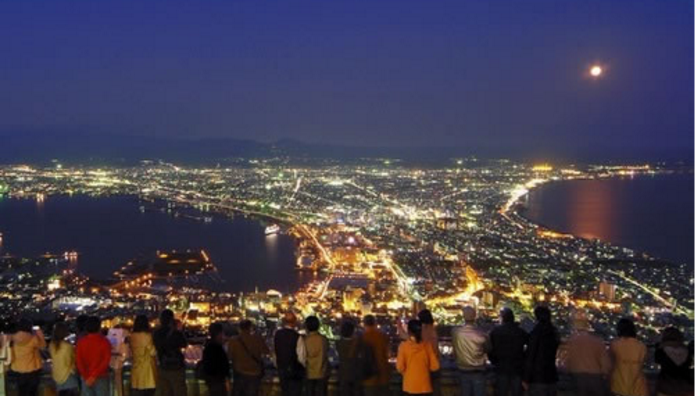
[0,130,690,165]
[0,131,269,165]
[0,131,476,165]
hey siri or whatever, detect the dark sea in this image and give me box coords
[524,173,694,265]
[0,195,306,292]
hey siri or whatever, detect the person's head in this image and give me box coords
[305,316,320,333]
[407,319,423,343]
[85,316,101,334]
[534,306,551,324]
[363,315,376,328]
[500,308,515,324]
[463,306,477,323]
[340,320,356,339]
[160,309,175,328]
[52,322,70,349]
[16,318,33,333]
[239,319,254,334]
[616,318,637,338]
[282,312,298,328]
[76,314,89,334]
[572,310,590,332]
[661,327,684,345]
[209,322,225,343]
[133,315,150,333]
[418,309,434,325]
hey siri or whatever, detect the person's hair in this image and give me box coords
[661,326,683,344]
[160,309,175,328]
[239,320,253,332]
[418,309,434,325]
[616,318,637,338]
[501,308,515,324]
[305,316,320,332]
[52,322,70,350]
[281,312,298,327]
[534,306,551,324]
[209,322,225,340]
[407,319,423,343]
[76,314,89,333]
[340,320,355,338]
[85,316,101,334]
[16,318,33,333]
[133,315,150,333]
[363,315,376,327]
[463,306,477,323]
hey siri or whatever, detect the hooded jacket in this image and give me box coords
[609,337,648,396]
[397,339,440,394]
[655,342,693,396]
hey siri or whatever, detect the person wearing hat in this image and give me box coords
[565,310,610,396]
[452,306,491,396]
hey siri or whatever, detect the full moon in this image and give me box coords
[590,65,603,77]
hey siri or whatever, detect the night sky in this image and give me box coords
[1,1,692,159]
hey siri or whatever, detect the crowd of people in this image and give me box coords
[2,305,692,396]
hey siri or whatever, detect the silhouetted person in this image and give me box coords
[228,319,269,396]
[274,312,304,396]
[336,319,362,396]
[453,306,490,396]
[297,315,329,396]
[129,315,157,396]
[523,306,559,396]
[361,315,391,396]
[655,327,693,396]
[609,318,648,396]
[76,316,111,396]
[565,311,610,396]
[418,309,441,396]
[202,322,231,396]
[9,318,46,396]
[49,322,79,396]
[397,319,440,396]
[489,308,528,396]
[153,309,188,396]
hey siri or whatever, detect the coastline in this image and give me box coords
[0,194,306,291]
[509,172,694,265]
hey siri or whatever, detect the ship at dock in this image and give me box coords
[265,224,280,235]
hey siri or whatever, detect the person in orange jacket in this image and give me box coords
[397,319,440,396]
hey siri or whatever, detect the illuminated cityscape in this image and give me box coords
[0,160,690,349]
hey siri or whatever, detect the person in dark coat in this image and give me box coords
[655,327,693,396]
[489,308,528,396]
[274,312,304,396]
[523,306,559,396]
[202,322,230,396]
[336,319,362,396]
[153,309,188,396]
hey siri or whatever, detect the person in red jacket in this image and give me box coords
[76,316,112,396]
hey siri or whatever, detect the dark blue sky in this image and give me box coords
[1,1,692,158]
